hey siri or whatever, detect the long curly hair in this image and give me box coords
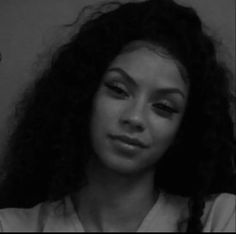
[0,0,235,232]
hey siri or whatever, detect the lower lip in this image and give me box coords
[109,137,143,155]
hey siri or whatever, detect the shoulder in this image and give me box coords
[202,193,236,232]
[0,203,44,232]
[0,199,65,232]
[159,192,235,232]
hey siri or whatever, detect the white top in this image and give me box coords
[0,192,235,232]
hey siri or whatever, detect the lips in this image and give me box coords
[109,134,148,149]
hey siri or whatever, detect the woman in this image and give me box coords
[0,0,235,232]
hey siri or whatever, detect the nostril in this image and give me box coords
[120,118,145,132]
[119,101,146,132]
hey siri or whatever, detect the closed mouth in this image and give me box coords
[109,134,148,148]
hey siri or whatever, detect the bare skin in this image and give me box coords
[72,157,158,232]
[72,44,188,232]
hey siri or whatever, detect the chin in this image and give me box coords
[97,151,153,176]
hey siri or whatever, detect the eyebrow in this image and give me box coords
[106,67,186,99]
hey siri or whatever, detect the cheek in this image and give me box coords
[149,115,183,151]
[90,92,123,141]
[92,96,118,131]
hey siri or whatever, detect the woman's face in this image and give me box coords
[90,45,189,174]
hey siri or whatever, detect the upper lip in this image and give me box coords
[109,134,148,148]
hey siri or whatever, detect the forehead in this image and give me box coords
[108,47,188,92]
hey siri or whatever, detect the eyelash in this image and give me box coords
[104,82,128,97]
[153,103,179,115]
[105,81,179,115]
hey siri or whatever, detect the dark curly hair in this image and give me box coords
[0,0,235,232]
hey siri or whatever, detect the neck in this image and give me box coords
[72,158,159,232]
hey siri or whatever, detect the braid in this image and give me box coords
[186,195,206,232]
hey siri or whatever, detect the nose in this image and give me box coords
[119,99,146,132]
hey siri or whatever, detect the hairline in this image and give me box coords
[120,40,189,86]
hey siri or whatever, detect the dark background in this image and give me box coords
[0,0,235,160]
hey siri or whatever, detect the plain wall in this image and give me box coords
[0,0,235,158]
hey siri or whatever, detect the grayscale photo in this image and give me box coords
[0,0,235,232]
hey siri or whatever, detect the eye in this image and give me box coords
[153,101,179,116]
[104,81,129,98]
